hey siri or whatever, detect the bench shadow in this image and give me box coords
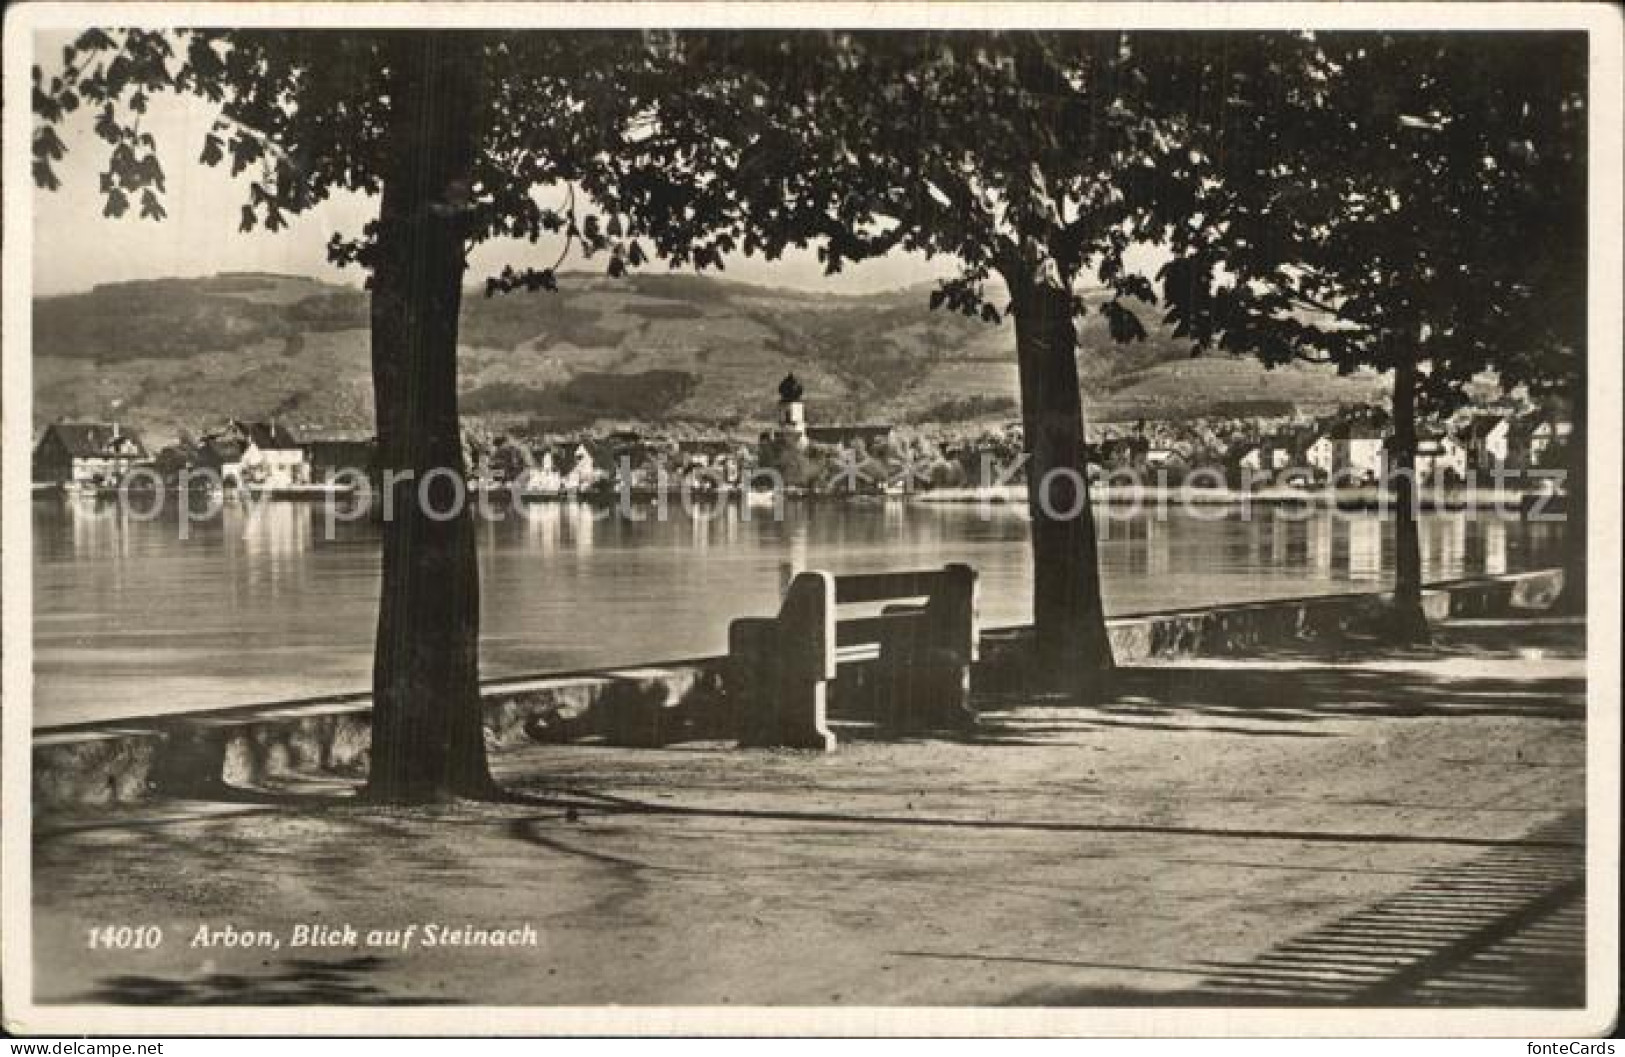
[838,663,1583,749]
[841,618,1586,745]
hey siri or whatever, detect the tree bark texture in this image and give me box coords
[1006,267,1116,699]
[365,32,494,802]
[1388,353,1431,643]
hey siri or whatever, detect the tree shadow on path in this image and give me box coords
[993,812,1586,1007]
[78,955,458,1006]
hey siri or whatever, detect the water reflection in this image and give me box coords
[32,498,1569,725]
[1347,517,1383,582]
[1485,518,1508,576]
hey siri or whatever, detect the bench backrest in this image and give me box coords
[775,563,979,678]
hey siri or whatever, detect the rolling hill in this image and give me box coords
[32,270,1387,445]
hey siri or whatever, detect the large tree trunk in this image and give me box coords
[1552,370,1587,614]
[1388,354,1430,643]
[1004,266,1115,699]
[365,32,494,802]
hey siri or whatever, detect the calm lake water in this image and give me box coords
[32,497,1568,726]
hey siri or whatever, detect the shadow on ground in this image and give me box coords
[39,616,1586,1007]
[993,813,1586,1007]
[849,666,1582,749]
[942,617,1585,747]
[80,956,456,1005]
[1240,616,1588,664]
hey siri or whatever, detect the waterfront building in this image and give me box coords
[1460,414,1512,470]
[1415,432,1469,483]
[1525,418,1573,468]
[1144,446,1185,470]
[678,439,745,485]
[301,432,377,483]
[1329,424,1387,482]
[31,421,149,486]
[1259,435,1296,471]
[198,419,308,488]
[529,451,564,493]
[1305,433,1336,477]
[678,438,740,467]
[564,443,601,490]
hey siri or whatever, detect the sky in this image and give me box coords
[31,81,958,298]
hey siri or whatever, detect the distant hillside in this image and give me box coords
[32,270,1386,444]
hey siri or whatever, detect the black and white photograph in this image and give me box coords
[2,1,1619,1039]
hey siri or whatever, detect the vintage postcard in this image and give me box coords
[2,0,1620,1039]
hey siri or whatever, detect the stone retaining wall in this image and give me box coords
[33,568,1564,811]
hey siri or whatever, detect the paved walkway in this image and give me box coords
[32,617,1587,1007]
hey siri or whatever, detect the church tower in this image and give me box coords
[776,372,808,449]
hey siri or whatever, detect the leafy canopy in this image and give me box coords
[1139,32,1587,410]
[33,29,748,290]
[592,31,1180,334]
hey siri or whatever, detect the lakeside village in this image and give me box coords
[32,373,1573,509]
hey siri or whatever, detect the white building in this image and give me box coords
[238,422,308,487]
[1240,438,1294,474]
[1331,427,1386,483]
[1305,435,1335,476]
[1461,415,1512,469]
[1415,433,1468,482]
[32,422,149,486]
[203,420,308,488]
[528,451,564,493]
[1526,419,1573,467]
[564,444,600,490]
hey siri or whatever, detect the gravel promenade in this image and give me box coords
[32,616,1588,1010]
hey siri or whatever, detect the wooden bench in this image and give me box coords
[728,563,980,750]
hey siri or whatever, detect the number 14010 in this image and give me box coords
[86,925,163,950]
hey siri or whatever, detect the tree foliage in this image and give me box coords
[1134,31,1587,637]
[1140,31,1587,411]
[33,30,748,291]
[603,32,1174,322]
[606,31,1187,693]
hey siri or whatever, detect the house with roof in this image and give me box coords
[196,434,247,485]
[197,419,308,487]
[1144,446,1186,470]
[677,438,741,466]
[1265,430,1307,471]
[1234,443,1265,474]
[32,421,149,485]
[300,431,377,484]
[1415,431,1468,483]
[1460,414,1512,471]
[1305,433,1336,477]
[677,438,746,484]
[1234,434,1296,477]
[564,442,603,490]
[1524,417,1573,469]
[525,439,609,493]
[1329,423,1387,483]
